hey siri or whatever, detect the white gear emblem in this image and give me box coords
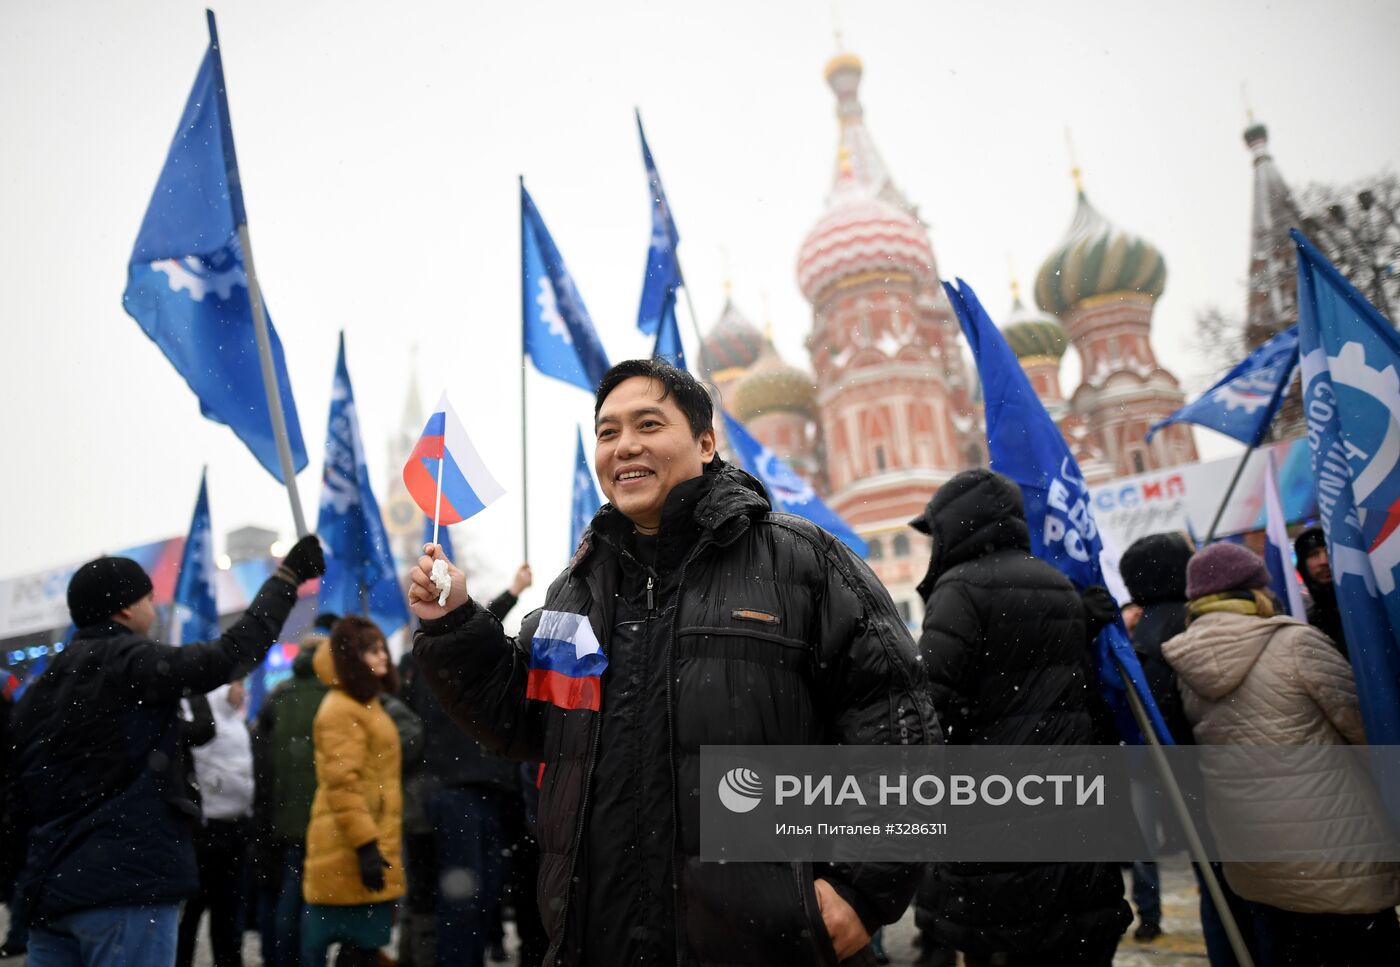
[1323,342,1400,594]
[535,277,574,346]
[151,254,246,302]
[1216,367,1281,413]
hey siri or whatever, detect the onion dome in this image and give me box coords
[797,50,935,303]
[797,174,936,302]
[731,339,817,421]
[701,299,764,377]
[1003,282,1069,360]
[1034,184,1167,316]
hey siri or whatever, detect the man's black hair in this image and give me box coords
[594,358,713,439]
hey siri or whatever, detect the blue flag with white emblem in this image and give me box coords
[1148,325,1299,446]
[571,427,601,556]
[317,334,409,637]
[636,111,684,337]
[521,182,611,392]
[1293,228,1400,750]
[122,16,307,483]
[172,470,220,646]
[721,410,868,557]
[653,304,687,371]
[948,279,1171,745]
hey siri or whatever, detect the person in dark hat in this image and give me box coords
[1293,526,1347,658]
[8,536,325,967]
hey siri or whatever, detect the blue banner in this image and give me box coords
[1293,229,1400,750]
[948,279,1171,745]
[122,19,307,483]
[521,182,611,392]
[1148,325,1298,447]
[721,411,867,557]
[173,469,221,646]
[653,303,687,371]
[571,427,602,556]
[316,334,409,637]
[636,111,684,337]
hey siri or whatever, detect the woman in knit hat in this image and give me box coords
[1161,541,1400,965]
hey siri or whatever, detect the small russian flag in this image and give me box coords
[527,610,608,712]
[403,393,505,525]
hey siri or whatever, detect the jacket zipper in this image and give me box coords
[666,544,707,967]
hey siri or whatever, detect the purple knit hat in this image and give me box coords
[1186,542,1271,600]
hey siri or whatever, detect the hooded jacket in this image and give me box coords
[911,469,1131,955]
[302,644,405,906]
[413,460,937,967]
[1162,611,1400,914]
[1293,528,1348,657]
[8,576,297,924]
[190,683,255,821]
[1119,533,1195,745]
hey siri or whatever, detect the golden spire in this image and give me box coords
[838,145,854,175]
[761,289,774,343]
[1065,127,1084,195]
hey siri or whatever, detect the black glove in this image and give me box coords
[280,535,327,584]
[1081,584,1120,638]
[355,841,388,893]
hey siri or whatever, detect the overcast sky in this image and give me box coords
[3,0,1398,604]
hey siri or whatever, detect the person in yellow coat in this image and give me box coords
[301,616,405,967]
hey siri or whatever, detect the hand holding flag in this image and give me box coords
[407,543,468,622]
[403,393,506,546]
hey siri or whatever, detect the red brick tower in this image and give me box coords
[795,51,977,616]
[1034,175,1197,476]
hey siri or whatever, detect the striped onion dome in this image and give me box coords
[1003,287,1069,360]
[796,185,935,303]
[701,300,764,375]
[731,340,817,421]
[1034,190,1166,316]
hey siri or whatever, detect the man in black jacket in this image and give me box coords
[408,359,937,967]
[1294,526,1348,657]
[9,536,324,967]
[909,469,1131,967]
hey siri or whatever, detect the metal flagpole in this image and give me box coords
[519,176,531,564]
[1204,445,1254,544]
[1113,657,1256,967]
[207,11,307,537]
[240,224,308,537]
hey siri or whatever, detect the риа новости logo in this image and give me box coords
[718,767,764,813]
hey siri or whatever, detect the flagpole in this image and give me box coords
[1113,657,1256,967]
[207,11,307,537]
[1203,445,1254,544]
[519,176,531,564]
[432,454,445,550]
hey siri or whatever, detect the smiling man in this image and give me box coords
[408,358,937,966]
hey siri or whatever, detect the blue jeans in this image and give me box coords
[1131,861,1161,926]
[429,786,507,967]
[28,903,179,967]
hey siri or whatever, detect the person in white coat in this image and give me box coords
[177,680,256,967]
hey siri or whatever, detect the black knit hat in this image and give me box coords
[67,557,154,628]
[1294,526,1326,564]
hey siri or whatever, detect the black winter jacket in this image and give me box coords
[9,576,297,924]
[414,462,938,967]
[1119,533,1195,746]
[910,470,1131,956]
[400,591,520,793]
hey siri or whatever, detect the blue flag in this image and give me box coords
[424,515,455,564]
[948,279,1172,745]
[1147,325,1298,446]
[1263,450,1307,618]
[121,15,307,483]
[316,334,409,637]
[636,111,684,337]
[653,303,687,371]
[1293,228,1400,749]
[521,182,611,392]
[571,427,601,555]
[172,469,221,646]
[721,410,868,557]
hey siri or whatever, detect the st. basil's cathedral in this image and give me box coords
[703,49,1202,626]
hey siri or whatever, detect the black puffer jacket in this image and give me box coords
[911,470,1131,957]
[415,461,938,967]
[9,576,297,924]
[1120,533,1194,745]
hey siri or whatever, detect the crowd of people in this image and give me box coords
[0,358,1393,967]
